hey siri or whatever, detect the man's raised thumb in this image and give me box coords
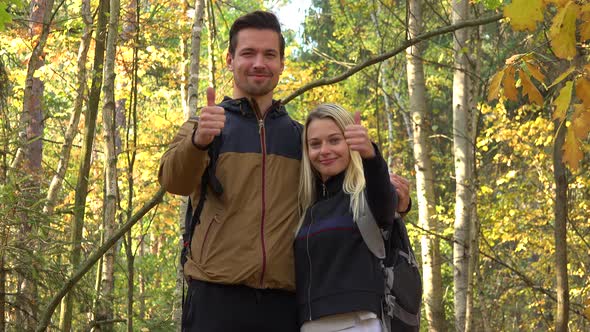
[207,87,216,106]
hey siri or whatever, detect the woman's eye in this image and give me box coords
[329,138,341,145]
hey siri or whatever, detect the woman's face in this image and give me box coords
[306,118,351,182]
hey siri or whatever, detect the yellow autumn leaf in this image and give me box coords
[575,78,590,108]
[549,1,579,60]
[562,126,583,170]
[585,64,590,76]
[504,0,544,32]
[571,105,590,139]
[519,69,544,105]
[503,66,519,101]
[581,5,590,41]
[553,81,573,122]
[549,66,576,88]
[585,297,590,320]
[488,68,505,102]
[525,61,545,84]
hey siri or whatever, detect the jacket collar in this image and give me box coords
[315,171,345,200]
[220,96,287,119]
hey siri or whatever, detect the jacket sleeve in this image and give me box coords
[362,143,397,228]
[158,117,210,196]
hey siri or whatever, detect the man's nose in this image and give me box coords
[253,54,265,68]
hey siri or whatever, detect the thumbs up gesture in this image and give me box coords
[344,111,375,159]
[194,87,226,149]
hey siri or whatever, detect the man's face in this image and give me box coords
[227,28,284,100]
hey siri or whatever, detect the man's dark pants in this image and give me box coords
[182,279,298,332]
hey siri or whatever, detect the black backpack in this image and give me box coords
[357,198,422,332]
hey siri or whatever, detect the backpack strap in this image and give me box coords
[356,192,386,259]
[359,196,421,330]
[183,135,223,260]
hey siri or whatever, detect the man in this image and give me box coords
[158,10,411,332]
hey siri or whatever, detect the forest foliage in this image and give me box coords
[0,0,588,331]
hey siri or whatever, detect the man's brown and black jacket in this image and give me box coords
[159,97,302,291]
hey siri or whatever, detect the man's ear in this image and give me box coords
[226,52,233,71]
[280,58,285,74]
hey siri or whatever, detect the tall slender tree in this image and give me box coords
[17,0,55,327]
[173,0,205,328]
[94,0,121,329]
[451,0,476,330]
[405,0,446,330]
[60,0,109,329]
[43,0,92,215]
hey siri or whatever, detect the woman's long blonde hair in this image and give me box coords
[297,103,366,232]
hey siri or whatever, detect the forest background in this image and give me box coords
[0,0,589,331]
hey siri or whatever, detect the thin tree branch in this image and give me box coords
[282,13,503,105]
[35,186,166,332]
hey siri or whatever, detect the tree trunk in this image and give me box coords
[123,3,140,330]
[173,1,205,329]
[95,0,121,328]
[206,0,216,89]
[187,0,205,118]
[553,121,569,332]
[43,0,92,215]
[17,0,54,328]
[405,0,446,330]
[59,0,108,329]
[451,0,475,330]
[0,54,9,332]
[464,20,482,332]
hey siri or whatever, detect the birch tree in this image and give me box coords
[451,0,477,330]
[173,0,205,328]
[94,0,121,327]
[405,0,446,330]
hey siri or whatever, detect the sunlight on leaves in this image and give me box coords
[503,66,518,101]
[571,104,590,139]
[553,81,573,122]
[549,1,579,60]
[519,69,544,105]
[504,0,543,31]
[580,5,590,41]
[524,61,545,84]
[549,66,576,88]
[563,126,583,170]
[487,68,504,101]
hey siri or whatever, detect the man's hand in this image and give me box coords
[390,173,410,213]
[194,87,226,149]
[345,111,375,159]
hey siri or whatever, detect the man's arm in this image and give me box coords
[158,118,210,195]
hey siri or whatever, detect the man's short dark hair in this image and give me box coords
[229,11,285,58]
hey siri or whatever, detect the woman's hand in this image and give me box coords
[345,112,375,159]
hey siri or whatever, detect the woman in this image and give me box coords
[294,103,398,332]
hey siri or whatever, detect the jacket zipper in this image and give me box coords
[254,101,269,287]
[306,183,327,321]
[306,206,315,321]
